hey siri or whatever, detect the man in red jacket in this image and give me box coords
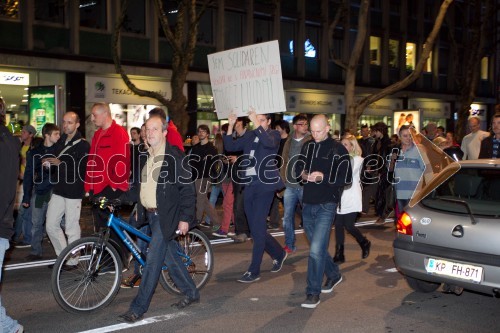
[85,102,130,230]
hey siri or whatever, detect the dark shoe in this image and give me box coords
[301,294,320,309]
[271,251,288,273]
[25,254,42,261]
[121,274,141,288]
[267,223,279,231]
[171,297,199,309]
[237,271,260,283]
[333,245,345,264]
[119,311,143,323]
[198,221,211,228]
[321,275,343,293]
[360,238,371,259]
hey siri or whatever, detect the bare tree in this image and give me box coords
[113,0,213,134]
[330,0,454,132]
[449,0,497,140]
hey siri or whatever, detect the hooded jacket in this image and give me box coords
[0,124,20,239]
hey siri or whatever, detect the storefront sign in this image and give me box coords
[208,40,287,119]
[409,99,451,118]
[286,91,344,114]
[0,71,29,85]
[87,76,173,105]
[29,86,57,134]
[362,98,402,116]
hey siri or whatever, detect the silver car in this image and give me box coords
[393,159,500,296]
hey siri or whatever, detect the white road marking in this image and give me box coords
[76,312,187,333]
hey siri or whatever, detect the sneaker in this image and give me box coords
[121,274,141,288]
[227,231,236,237]
[15,242,31,249]
[321,275,343,293]
[267,223,280,231]
[212,229,228,238]
[15,324,24,333]
[271,251,288,273]
[237,271,260,283]
[25,254,42,261]
[301,294,320,309]
[212,224,221,232]
[232,233,248,243]
[283,245,296,254]
[199,221,211,228]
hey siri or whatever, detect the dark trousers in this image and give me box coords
[91,186,127,263]
[243,185,284,275]
[334,212,365,245]
[232,181,250,236]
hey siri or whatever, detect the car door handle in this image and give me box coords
[452,225,464,238]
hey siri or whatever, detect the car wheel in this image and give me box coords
[405,276,441,293]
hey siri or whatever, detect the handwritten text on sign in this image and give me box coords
[207,40,287,119]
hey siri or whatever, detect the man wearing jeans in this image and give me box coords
[296,115,351,308]
[120,115,197,323]
[279,114,311,253]
[0,97,23,332]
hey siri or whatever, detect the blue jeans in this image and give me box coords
[282,186,303,250]
[243,185,284,276]
[30,194,49,256]
[205,185,223,225]
[302,202,341,296]
[129,212,199,316]
[13,204,32,244]
[0,238,21,333]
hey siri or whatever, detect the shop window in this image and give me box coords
[225,11,244,49]
[280,19,295,55]
[480,57,488,80]
[254,17,271,43]
[35,0,66,24]
[80,0,107,29]
[406,42,416,71]
[389,0,400,14]
[0,0,19,19]
[370,36,381,66]
[121,0,145,35]
[389,39,399,67]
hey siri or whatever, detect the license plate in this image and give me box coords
[425,258,483,283]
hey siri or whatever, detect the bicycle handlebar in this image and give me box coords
[92,197,122,210]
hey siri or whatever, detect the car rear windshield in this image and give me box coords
[421,167,500,217]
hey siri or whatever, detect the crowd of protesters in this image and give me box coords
[2,99,500,329]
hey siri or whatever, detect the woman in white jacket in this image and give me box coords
[333,135,371,264]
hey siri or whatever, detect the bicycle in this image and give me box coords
[51,198,214,314]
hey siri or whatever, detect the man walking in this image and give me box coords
[461,117,489,160]
[45,112,89,268]
[120,115,198,323]
[279,114,311,253]
[296,115,351,308]
[0,97,23,332]
[22,123,60,261]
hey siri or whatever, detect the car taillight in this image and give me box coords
[397,212,413,235]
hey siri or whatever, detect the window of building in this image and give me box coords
[370,36,381,65]
[481,57,488,80]
[280,19,295,55]
[406,42,416,71]
[35,0,66,24]
[254,16,271,43]
[80,1,107,29]
[197,7,214,45]
[225,11,244,49]
[389,39,399,67]
[305,25,319,58]
[389,0,400,14]
[121,0,145,34]
[0,0,19,19]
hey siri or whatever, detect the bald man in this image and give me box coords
[461,117,489,160]
[296,115,352,309]
[45,112,90,268]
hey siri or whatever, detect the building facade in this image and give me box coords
[0,0,497,138]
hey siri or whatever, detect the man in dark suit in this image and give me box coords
[120,115,197,323]
[479,113,500,159]
[223,109,287,283]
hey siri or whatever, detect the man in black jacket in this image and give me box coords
[296,115,351,309]
[44,112,90,268]
[479,113,500,159]
[0,97,23,332]
[120,115,197,323]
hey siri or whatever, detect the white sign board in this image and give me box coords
[207,40,287,119]
[0,71,29,85]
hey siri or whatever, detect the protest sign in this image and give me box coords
[207,40,287,119]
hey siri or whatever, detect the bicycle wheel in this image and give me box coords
[51,236,123,314]
[160,229,214,295]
